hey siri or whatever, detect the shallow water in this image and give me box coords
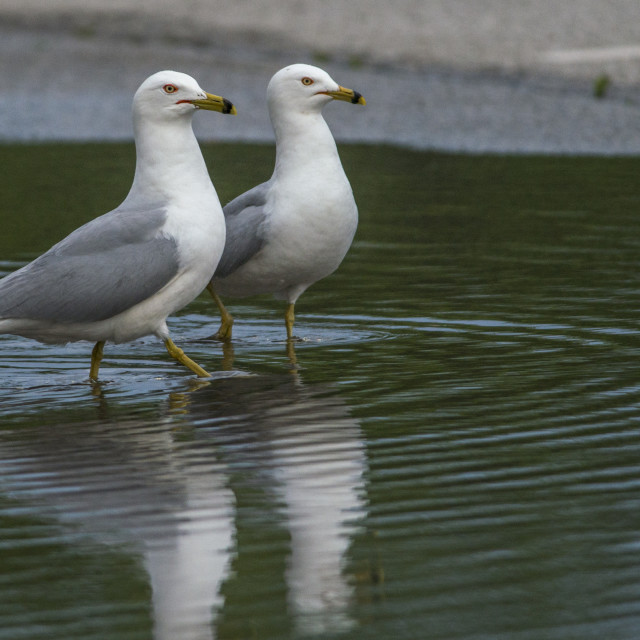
[1,145,640,639]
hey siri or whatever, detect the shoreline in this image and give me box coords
[2,3,640,154]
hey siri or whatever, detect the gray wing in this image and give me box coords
[215,182,270,278]
[0,205,179,323]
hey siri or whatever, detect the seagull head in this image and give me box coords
[133,70,236,122]
[267,64,366,115]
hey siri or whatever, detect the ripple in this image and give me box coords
[3,149,640,640]
[185,312,396,346]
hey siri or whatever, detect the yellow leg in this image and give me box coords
[207,283,234,341]
[164,338,211,378]
[221,341,235,371]
[285,303,295,340]
[89,340,105,381]
[286,338,298,370]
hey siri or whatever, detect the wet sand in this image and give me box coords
[2,0,640,153]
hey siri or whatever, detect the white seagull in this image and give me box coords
[0,70,236,380]
[207,63,365,341]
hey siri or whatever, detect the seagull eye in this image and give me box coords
[301,77,314,86]
[163,84,178,94]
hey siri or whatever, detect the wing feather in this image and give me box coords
[0,205,179,323]
[214,182,270,279]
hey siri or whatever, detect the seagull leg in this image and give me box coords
[164,338,212,378]
[285,303,295,340]
[221,341,235,371]
[286,338,299,370]
[207,283,234,340]
[89,340,105,381]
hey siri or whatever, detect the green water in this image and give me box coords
[1,144,640,640]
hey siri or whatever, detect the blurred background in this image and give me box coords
[2,0,640,152]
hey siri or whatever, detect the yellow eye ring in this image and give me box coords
[163,84,178,94]
[301,77,314,86]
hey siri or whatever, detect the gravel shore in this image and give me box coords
[2,0,640,153]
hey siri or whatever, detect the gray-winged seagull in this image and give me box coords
[0,70,236,380]
[206,64,365,341]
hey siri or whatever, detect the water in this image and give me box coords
[1,144,640,639]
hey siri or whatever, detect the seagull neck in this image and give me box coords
[125,116,213,205]
[272,111,340,175]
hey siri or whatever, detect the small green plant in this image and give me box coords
[593,74,611,99]
[348,54,365,69]
[312,51,332,64]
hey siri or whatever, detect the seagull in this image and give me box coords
[206,63,365,341]
[0,70,236,381]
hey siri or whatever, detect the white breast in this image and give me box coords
[217,165,357,303]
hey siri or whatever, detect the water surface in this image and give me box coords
[1,145,640,639]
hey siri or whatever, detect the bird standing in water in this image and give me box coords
[0,70,236,380]
[207,63,365,341]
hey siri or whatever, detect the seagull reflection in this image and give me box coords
[273,392,367,635]
[2,345,371,638]
[182,357,369,636]
[0,411,235,640]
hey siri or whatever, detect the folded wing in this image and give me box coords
[0,205,179,323]
[214,182,270,279]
